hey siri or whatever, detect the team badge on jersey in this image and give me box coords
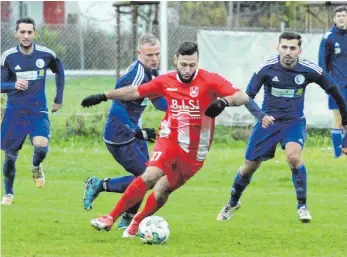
[36,59,45,68]
[190,86,199,98]
[294,74,305,85]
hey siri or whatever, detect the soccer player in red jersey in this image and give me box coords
[81,41,249,237]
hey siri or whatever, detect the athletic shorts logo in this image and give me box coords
[36,59,45,68]
[294,75,305,85]
[190,86,199,98]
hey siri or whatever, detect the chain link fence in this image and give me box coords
[1,0,337,75]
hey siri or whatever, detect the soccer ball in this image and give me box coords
[138,216,170,244]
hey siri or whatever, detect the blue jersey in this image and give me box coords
[318,26,347,87]
[1,44,65,111]
[104,60,167,144]
[247,55,335,122]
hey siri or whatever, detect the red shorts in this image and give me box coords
[147,137,204,190]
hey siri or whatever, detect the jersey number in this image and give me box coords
[150,151,162,161]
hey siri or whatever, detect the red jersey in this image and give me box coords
[138,69,240,161]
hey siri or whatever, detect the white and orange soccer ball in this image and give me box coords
[138,216,170,244]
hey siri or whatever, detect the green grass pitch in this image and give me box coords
[1,77,346,257]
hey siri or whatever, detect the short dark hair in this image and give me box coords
[334,5,347,15]
[16,17,35,31]
[279,32,302,47]
[176,41,199,57]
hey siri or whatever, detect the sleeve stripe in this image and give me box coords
[132,64,145,86]
[299,59,323,74]
[1,48,18,66]
[36,45,56,58]
[255,56,278,74]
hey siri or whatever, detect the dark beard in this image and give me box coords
[177,71,196,83]
[20,42,33,49]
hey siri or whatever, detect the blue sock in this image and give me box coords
[331,129,342,158]
[229,171,252,207]
[291,164,307,209]
[3,151,18,195]
[105,175,136,193]
[33,146,48,167]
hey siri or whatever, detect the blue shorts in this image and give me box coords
[105,138,149,177]
[1,109,50,152]
[245,118,306,162]
[328,86,347,110]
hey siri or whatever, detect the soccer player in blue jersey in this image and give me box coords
[83,33,167,229]
[1,17,65,204]
[318,6,347,158]
[216,32,347,223]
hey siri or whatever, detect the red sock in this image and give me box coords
[134,191,168,223]
[109,177,150,220]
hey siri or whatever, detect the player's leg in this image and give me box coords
[285,142,311,222]
[328,93,343,158]
[217,121,280,220]
[1,151,18,204]
[90,166,164,231]
[282,119,311,222]
[217,160,261,220]
[123,153,203,237]
[1,109,27,204]
[84,140,147,210]
[30,112,50,188]
[31,136,49,188]
[123,174,171,238]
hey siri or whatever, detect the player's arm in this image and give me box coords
[204,74,249,118]
[318,33,332,72]
[48,56,65,112]
[1,60,28,93]
[313,72,347,127]
[81,77,164,107]
[151,97,167,111]
[245,72,275,127]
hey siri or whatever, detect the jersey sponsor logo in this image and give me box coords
[14,65,21,70]
[272,76,279,82]
[294,75,305,85]
[271,87,302,98]
[166,88,178,91]
[16,70,44,80]
[170,99,200,120]
[190,86,199,98]
[36,59,45,68]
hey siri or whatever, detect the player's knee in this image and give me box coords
[154,190,170,204]
[286,153,302,168]
[32,137,49,147]
[240,160,260,176]
[141,167,164,188]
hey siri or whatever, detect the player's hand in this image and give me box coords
[261,115,275,128]
[134,128,156,143]
[205,98,229,118]
[81,93,107,108]
[15,79,28,91]
[51,103,62,113]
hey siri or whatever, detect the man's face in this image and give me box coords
[334,11,347,29]
[277,39,301,67]
[14,23,35,49]
[174,52,198,83]
[137,42,161,70]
